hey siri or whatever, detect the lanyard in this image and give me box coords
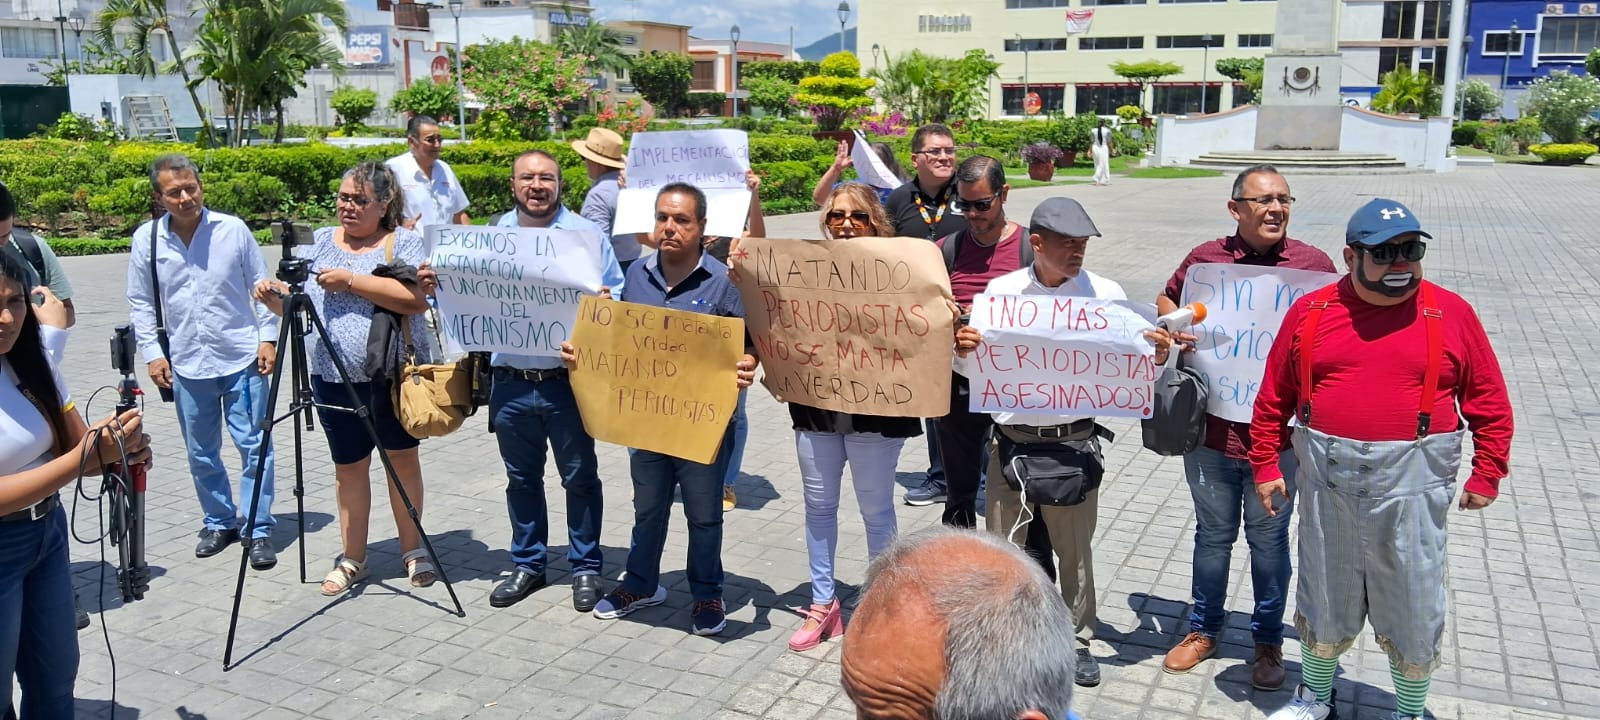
[913,186,949,239]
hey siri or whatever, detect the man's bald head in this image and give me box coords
[841,527,1077,720]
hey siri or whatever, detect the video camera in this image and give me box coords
[272,219,316,286]
[106,325,150,603]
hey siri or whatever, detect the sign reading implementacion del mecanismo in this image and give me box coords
[918,14,972,32]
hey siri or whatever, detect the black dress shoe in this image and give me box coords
[195,528,239,558]
[75,596,90,631]
[572,575,602,612]
[248,538,278,570]
[489,569,547,608]
[1074,648,1101,687]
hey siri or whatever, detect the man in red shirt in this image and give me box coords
[1157,165,1335,689]
[1251,199,1513,720]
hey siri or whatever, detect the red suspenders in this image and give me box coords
[1296,282,1442,439]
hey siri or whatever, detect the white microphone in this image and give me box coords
[1156,302,1207,331]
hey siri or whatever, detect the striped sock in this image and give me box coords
[1299,643,1340,704]
[1391,663,1431,718]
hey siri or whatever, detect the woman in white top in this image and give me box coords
[0,251,150,718]
[1091,119,1113,187]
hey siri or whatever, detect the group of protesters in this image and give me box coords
[0,114,1514,720]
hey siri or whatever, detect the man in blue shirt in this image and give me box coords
[126,154,280,569]
[563,182,755,637]
[571,127,640,271]
[484,150,626,613]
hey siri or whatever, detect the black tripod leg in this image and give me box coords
[301,305,465,618]
[291,317,312,585]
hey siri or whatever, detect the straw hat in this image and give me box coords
[571,127,626,169]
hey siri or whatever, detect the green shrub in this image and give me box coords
[749,136,830,164]
[44,237,133,256]
[752,161,813,211]
[1527,143,1597,164]
[87,177,153,233]
[204,173,292,219]
[31,190,76,231]
[1452,121,1484,148]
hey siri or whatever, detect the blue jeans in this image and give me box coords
[723,389,748,488]
[172,365,275,539]
[491,371,603,575]
[0,503,77,719]
[1183,446,1297,645]
[620,429,733,601]
[923,419,944,484]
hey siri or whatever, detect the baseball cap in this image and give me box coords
[1029,197,1101,239]
[1345,198,1432,246]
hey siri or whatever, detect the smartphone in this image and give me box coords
[269,222,315,246]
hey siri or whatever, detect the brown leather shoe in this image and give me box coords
[1252,643,1286,690]
[1162,632,1216,674]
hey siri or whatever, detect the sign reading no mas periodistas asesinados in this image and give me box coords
[427,225,603,357]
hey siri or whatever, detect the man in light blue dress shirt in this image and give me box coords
[483,149,625,613]
[126,154,281,570]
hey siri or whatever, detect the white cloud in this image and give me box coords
[590,0,847,47]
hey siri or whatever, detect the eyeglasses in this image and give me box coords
[1233,195,1296,208]
[825,210,872,227]
[1361,240,1427,265]
[415,135,444,146]
[953,194,998,213]
[913,147,956,157]
[336,193,374,207]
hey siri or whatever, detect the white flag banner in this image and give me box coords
[850,130,899,189]
[1065,8,1094,34]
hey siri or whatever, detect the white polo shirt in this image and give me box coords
[385,151,469,246]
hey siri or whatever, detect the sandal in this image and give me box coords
[402,548,437,588]
[319,557,369,596]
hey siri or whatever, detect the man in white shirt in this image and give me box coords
[386,115,470,243]
[954,197,1172,689]
[126,154,281,569]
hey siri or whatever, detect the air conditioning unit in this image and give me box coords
[1581,3,1598,14]
[1546,3,1564,13]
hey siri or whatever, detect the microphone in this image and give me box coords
[1157,302,1207,331]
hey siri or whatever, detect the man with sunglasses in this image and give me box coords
[1156,165,1335,689]
[386,115,470,245]
[1251,199,1512,720]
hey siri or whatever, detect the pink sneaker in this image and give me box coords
[788,599,844,652]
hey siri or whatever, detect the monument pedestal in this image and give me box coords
[1256,54,1344,150]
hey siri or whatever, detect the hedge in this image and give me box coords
[1527,143,1597,164]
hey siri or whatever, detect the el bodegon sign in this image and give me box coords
[918,14,972,32]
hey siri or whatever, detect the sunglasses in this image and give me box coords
[954,194,998,213]
[825,210,872,227]
[1362,240,1427,265]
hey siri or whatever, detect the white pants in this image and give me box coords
[795,431,905,605]
[1091,144,1111,185]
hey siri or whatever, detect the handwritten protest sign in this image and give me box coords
[613,129,752,238]
[967,294,1160,419]
[427,225,602,357]
[730,236,954,417]
[568,297,744,464]
[1179,263,1339,422]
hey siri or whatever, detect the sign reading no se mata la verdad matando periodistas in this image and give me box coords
[612,129,752,239]
[967,294,1160,419]
[426,225,603,357]
[1179,263,1339,423]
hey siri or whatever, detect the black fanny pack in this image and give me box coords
[997,426,1111,507]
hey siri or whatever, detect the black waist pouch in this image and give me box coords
[997,432,1107,507]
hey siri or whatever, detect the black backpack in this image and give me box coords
[10,227,47,282]
[1141,352,1208,456]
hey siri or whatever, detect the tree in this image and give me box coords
[187,0,347,146]
[1458,79,1501,121]
[867,49,996,125]
[795,51,876,131]
[630,50,693,117]
[330,87,377,131]
[1110,60,1184,113]
[743,75,799,117]
[390,79,460,122]
[741,60,819,85]
[551,6,630,112]
[96,0,214,144]
[462,38,591,140]
[1522,70,1600,143]
[1371,65,1441,116]
[1214,57,1264,104]
[1587,48,1600,78]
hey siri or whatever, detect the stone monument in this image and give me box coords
[1255,0,1343,150]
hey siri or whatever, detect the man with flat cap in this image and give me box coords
[1252,199,1512,720]
[572,127,640,271]
[953,197,1174,688]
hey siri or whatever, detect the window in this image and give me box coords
[614,67,628,80]
[1082,0,1145,6]
[1079,36,1144,50]
[1006,0,1070,7]
[691,60,716,91]
[1419,1,1449,39]
[1156,35,1226,49]
[1075,84,1142,114]
[1005,37,1069,52]
[1002,85,1066,115]
[1481,30,1525,55]
[1378,47,1414,76]
[1381,2,1418,40]
[1232,83,1254,107]
[0,28,57,59]
[1238,33,1273,48]
[620,34,639,46]
[1158,0,1225,4]
[1539,17,1600,57]
[1152,84,1222,114]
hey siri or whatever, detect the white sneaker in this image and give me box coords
[1266,685,1336,720]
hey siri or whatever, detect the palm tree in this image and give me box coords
[188,0,346,146]
[552,4,629,111]
[96,0,213,144]
[1372,65,1442,117]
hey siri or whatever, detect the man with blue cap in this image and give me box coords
[1249,199,1514,720]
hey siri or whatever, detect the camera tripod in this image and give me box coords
[222,222,464,669]
[105,327,150,604]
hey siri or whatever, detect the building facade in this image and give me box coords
[1463,0,1597,117]
[687,36,792,115]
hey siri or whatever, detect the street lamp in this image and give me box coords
[67,10,85,65]
[871,42,880,69]
[1501,20,1518,93]
[730,24,741,117]
[448,0,468,142]
[836,1,850,53]
[52,0,67,68]
[1016,34,1029,115]
[1200,34,1213,114]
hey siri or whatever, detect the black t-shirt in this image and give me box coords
[885,178,967,241]
[788,404,924,438]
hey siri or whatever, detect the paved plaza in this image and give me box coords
[48,163,1600,719]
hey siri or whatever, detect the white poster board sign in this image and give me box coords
[967,294,1159,419]
[613,129,752,238]
[1179,263,1339,422]
[426,225,603,356]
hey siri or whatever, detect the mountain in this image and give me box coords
[796,27,855,61]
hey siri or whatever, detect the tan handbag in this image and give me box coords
[383,235,474,439]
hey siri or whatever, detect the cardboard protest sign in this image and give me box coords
[427,225,602,357]
[568,296,744,464]
[1179,263,1339,422]
[614,129,752,238]
[967,294,1160,419]
[730,236,954,417]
